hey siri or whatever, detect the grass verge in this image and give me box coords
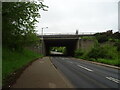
[2,47,43,86]
[75,56,119,66]
[74,43,120,66]
[88,58,120,66]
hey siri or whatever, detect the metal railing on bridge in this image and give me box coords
[39,32,97,35]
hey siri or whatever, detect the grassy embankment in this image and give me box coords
[2,47,43,85]
[90,45,119,65]
[75,36,120,66]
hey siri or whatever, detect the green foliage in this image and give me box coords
[87,46,107,60]
[114,40,120,51]
[74,49,84,57]
[94,30,113,43]
[50,47,66,54]
[94,59,119,66]
[2,2,48,50]
[112,32,120,40]
[81,36,96,41]
[74,42,119,66]
[2,47,43,85]
[94,30,120,43]
[103,44,118,59]
[87,44,118,60]
[95,33,108,43]
[74,30,120,66]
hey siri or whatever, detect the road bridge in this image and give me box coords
[39,34,94,56]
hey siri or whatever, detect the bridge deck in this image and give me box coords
[39,34,94,38]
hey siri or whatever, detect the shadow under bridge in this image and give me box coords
[42,35,80,56]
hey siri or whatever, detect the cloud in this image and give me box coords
[36,0,119,34]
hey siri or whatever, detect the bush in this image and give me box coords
[94,30,113,43]
[114,41,120,51]
[87,43,118,60]
[113,32,120,40]
[74,49,84,57]
[95,33,108,43]
[87,46,107,60]
[103,44,118,59]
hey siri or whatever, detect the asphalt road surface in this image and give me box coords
[50,51,63,55]
[51,57,120,88]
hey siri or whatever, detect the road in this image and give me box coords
[50,51,63,55]
[51,57,120,88]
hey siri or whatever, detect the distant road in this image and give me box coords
[50,51,63,55]
[51,57,120,88]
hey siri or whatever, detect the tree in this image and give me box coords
[94,30,113,43]
[113,32,120,40]
[2,1,48,50]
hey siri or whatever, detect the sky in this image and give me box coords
[36,0,119,35]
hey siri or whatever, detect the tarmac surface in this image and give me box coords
[51,57,120,88]
[11,57,74,88]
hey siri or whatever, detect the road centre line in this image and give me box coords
[106,77,120,84]
[77,65,93,72]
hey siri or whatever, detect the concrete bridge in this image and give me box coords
[38,33,94,56]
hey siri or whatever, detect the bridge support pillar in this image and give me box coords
[76,37,81,50]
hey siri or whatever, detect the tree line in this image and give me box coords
[94,30,120,51]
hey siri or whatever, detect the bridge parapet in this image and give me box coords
[39,32,96,35]
[42,35,79,38]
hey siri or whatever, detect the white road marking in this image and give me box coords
[106,77,120,83]
[77,65,93,72]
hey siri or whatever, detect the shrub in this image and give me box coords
[94,30,113,43]
[74,49,84,57]
[114,41,120,51]
[95,33,108,43]
[103,44,118,59]
[113,32,120,40]
[87,46,108,60]
[87,43,118,60]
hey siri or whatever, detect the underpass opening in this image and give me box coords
[43,38,79,56]
[49,46,67,56]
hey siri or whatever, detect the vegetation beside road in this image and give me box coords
[2,2,48,87]
[50,47,67,54]
[75,30,120,66]
[2,47,43,86]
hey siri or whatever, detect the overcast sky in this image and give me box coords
[36,0,119,34]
